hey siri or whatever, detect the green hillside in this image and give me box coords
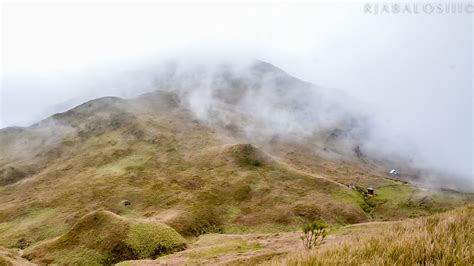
[0,89,472,265]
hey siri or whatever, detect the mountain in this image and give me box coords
[0,61,472,265]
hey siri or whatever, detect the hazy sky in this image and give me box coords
[1,1,472,179]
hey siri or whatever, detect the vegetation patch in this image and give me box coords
[126,223,186,259]
[167,204,226,236]
[226,144,271,169]
[23,210,187,265]
[301,220,327,250]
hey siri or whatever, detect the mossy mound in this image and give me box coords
[126,223,187,259]
[23,210,186,265]
[223,144,273,168]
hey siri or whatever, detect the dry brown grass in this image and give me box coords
[271,204,474,265]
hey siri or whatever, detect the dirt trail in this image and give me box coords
[342,220,398,228]
[120,232,300,265]
[119,221,384,266]
[268,154,351,190]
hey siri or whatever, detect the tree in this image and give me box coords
[301,220,327,250]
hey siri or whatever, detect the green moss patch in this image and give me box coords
[126,223,186,259]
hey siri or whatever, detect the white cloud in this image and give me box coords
[1,1,472,180]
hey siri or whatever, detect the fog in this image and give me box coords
[1,2,472,187]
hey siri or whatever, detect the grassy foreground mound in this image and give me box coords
[275,204,473,265]
[23,210,186,265]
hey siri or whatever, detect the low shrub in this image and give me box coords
[301,220,327,250]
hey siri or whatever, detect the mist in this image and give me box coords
[1,2,472,189]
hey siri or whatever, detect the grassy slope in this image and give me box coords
[277,148,474,220]
[0,91,366,248]
[0,91,472,264]
[272,204,474,265]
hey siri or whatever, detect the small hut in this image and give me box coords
[389,169,399,176]
[367,187,374,197]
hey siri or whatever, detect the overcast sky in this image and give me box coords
[1,1,472,180]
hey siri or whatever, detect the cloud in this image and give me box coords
[1,1,472,188]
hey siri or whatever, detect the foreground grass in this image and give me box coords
[273,204,473,265]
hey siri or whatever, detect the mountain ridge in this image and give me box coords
[0,61,473,264]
